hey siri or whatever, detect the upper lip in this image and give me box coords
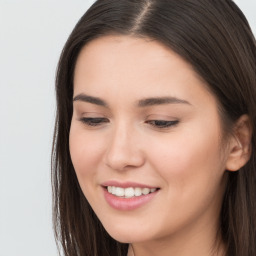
[101,180,159,189]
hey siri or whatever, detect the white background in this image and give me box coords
[0,1,255,255]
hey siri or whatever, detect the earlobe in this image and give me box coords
[225,114,252,172]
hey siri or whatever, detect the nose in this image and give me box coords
[104,123,145,171]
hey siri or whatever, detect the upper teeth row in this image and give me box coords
[107,186,157,198]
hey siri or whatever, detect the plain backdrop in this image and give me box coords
[0,1,255,256]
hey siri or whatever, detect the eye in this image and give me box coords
[79,117,109,127]
[146,120,179,128]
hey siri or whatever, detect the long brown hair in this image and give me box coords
[52,0,256,255]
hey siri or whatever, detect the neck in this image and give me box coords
[131,234,226,256]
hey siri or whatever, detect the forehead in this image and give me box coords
[74,35,196,80]
[73,35,215,108]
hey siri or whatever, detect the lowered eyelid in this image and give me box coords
[74,110,107,117]
[145,114,178,120]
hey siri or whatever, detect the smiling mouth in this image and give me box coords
[105,186,160,198]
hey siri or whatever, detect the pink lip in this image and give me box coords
[101,182,159,211]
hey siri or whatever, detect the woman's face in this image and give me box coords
[70,35,229,245]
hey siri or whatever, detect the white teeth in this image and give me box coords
[134,187,142,196]
[107,186,157,198]
[124,187,134,198]
[142,188,150,195]
[115,187,125,197]
[111,186,116,195]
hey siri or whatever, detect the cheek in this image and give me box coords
[69,124,105,187]
[148,127,225,193]
[145,131,226,232]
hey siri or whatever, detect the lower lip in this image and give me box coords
[103,188,159,211]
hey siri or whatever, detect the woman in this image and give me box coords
[52,0,256,255]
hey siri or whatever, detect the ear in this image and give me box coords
[225,114,252,172]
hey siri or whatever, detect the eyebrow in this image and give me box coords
[73,93,191,108]
[137,97,191,107]
[73,93,108,107]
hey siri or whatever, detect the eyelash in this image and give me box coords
[79,118,179,129]
[145,120,179,128]
[79,117,109,126]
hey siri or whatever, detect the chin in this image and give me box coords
[103,224,155,244]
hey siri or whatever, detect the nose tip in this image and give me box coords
[104,130,145,171]
[105,149,144,171]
